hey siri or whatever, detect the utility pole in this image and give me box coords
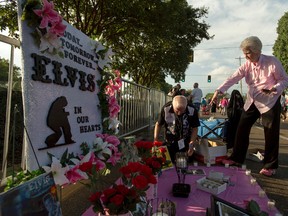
[235,56,245,95]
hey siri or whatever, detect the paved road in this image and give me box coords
[246,119,288,216]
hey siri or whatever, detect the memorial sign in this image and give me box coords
[17,0,109,170]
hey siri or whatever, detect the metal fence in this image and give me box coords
[0,34,21,181]
[118,79,170,138]
[0,34,171,180]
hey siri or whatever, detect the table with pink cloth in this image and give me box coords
[82,165,280,216]
[157,165,279,215]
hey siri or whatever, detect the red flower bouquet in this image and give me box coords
[88,162,157,215]
[134,141,154,159]
[142,155,166,175]
[89,184,140,215]
[119,162,157,191]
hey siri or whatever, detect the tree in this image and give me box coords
[0,58,22,91]
[1,0,212,88]
[273,12,288,75]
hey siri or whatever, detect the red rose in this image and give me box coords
[153,141,163,147]
[79,161,93,172]
[151,161,161,169]
[110,194,124,206]
[103,188,117,197]
[132,175,148,189]
[116,184,130,196]
[158,147,167,153]
[148,174,157,184]
[139,164,153,176]
[89,191,102,202]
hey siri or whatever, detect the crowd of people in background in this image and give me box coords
[167,83,287,120]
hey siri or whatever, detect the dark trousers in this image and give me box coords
[231,98,281,169]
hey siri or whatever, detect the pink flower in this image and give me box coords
[108,96,120,118]
[114,70,121,77]
[34,0,59,29]
[48,17,66,37]
[95,133,108,140]
[66,165,84,183]
[105,135,120,146]
[114,77,122,90]
[107,152,122,166]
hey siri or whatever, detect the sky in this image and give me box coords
[1,0,288,97]
[166,0,288,96]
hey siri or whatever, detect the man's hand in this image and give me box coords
[187,148,194,156]
[187,142,194,156]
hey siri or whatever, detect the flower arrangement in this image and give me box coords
[88,161,157,215]
[102,70,122,134]
[89,184,140,215]
[119,162,157,191]
[142,155,166,175]
[134,140,154,159]
[22,0,67,56]
[134,140,171,175]
[42,133,122,187]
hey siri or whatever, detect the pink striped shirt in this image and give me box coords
[217,54,288,114]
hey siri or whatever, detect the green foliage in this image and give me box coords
[21,0,42,27]
[0,57,22,91]
[1,0,212,89]
[273,12,288,75]
[5,169,45,191]
[47,148,77,166]
[0,0,19,38]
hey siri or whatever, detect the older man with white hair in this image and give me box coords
[154,95,200,163]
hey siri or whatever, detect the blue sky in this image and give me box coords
[166,0,288,96]
[1,0,288,97]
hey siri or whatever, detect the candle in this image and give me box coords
[193,161,198,167]
[259,189,265,197]
[250,178,256,185]
[225,163,229,168]
[267,199,275,210]
[206,162,211,167]
[245,169,251,175]
[176,158,187,168]
[152,213,168,216]
[241,164,247,170]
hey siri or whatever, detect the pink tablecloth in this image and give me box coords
[82,166,279,216]
[157,166,279,216]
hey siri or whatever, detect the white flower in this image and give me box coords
[93,138,113,160]
[91,40,106,53]
[104,117,121,134]
[38,30,62,53]
[98,48,114,70]
[42,157,70,186]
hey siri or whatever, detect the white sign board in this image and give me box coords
[17,0,103,170]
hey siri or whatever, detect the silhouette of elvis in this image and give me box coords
[45,96,75,147]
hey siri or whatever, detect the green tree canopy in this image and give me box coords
[273,11,288,75]
[0,58,22,91]
[0,0,213,89]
